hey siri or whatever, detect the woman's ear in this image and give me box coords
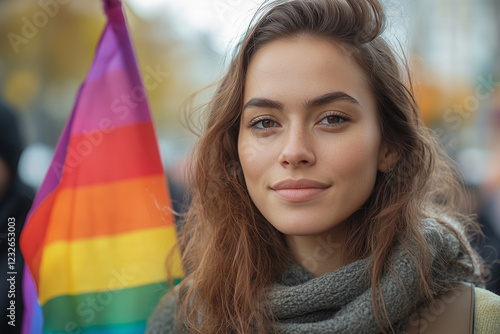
[377,143,398,173]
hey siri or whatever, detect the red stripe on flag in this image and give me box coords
[59,122,164,188]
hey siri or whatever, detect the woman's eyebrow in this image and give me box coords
[242,91,360,111]
[305,91,360,108]
[243,98,284,111]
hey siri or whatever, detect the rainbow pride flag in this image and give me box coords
[20,1,182,333]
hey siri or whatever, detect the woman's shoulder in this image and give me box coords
[146,285,180,334]
[405,283,498,334]
[474,287,500,333]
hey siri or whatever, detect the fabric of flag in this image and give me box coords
[20,1,183,333]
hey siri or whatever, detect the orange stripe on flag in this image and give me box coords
[59,122,164,188]
[44,174,174,245]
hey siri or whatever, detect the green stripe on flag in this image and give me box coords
[45,320,146,334]
[42,279,181,332]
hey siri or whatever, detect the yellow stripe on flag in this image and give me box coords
[38,226,182,305]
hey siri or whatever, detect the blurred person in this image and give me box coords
[147,0,500,333]
[0,100,34,334]
[479,89,500,295]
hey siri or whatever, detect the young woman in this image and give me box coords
[147,0,500,333]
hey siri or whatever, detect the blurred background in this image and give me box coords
[0,0,499,290]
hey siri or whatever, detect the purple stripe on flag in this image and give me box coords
[70,3,153,135]
[87,2,135,83]
[71,69,151,134]
[86,26,127,82]
[86,23,133,82]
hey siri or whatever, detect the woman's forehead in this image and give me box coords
[243,37,374,111]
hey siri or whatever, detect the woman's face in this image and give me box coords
[238,36,393,238]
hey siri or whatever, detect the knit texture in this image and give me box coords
[268,219,475,333]
[474,287,500,333]
[146,219,477,333]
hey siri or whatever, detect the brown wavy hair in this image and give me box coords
[171,0,483,332]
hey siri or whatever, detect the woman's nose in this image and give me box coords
[278,126,316,168]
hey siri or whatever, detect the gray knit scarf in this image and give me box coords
[267,219,476,334]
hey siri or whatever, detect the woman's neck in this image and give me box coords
[285,226,345,277]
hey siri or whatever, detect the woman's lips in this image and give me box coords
[273,188,327,202]
[271,179,330,203]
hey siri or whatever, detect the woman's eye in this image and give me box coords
[250,118,279,129]
[319,114,348,126]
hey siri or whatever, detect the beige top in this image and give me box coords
[475,287,500,333]
[406,284,500,334]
